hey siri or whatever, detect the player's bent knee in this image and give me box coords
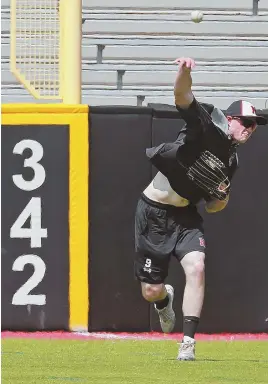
[141,283,164,302]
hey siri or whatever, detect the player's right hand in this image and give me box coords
[174,57,196,70]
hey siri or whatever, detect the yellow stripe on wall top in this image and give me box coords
[2,104,89,332]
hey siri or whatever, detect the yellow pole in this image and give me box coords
[61,0,82,104]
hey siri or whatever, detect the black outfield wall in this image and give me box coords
[1,124,69,331]
[89,107,152,331]
[89,106,268,333]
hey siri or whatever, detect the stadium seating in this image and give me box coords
[2,0,268,108]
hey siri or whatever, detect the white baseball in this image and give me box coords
[191,10,203,23]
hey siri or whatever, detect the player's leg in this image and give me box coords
[135,248,176,334]
[141,281,167,302]
[174,218,206,360]
[181,250,205,331]
[177,250,205,360]
[134,195,177,333]
[141,282,175,333]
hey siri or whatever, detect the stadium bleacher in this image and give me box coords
[1,0,268,108]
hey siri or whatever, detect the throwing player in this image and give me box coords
[134,57,267,360]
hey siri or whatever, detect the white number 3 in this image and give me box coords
[12,139,46,191]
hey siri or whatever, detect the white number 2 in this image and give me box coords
[12,255,46,305]
[12,139,46,191]
[10,197,48,248]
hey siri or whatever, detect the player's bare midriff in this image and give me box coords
[143,171,190,207]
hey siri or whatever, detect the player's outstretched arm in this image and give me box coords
[174,57,195,108]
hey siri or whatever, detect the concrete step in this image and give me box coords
[82,0,267,11]
[82,19,268,36]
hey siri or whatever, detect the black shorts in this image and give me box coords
[134,194,206,284]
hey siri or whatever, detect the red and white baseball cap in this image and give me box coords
[226,100,267,126]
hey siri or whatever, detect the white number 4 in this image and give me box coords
[10,197,47,248]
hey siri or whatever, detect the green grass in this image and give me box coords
[2,338,268,384]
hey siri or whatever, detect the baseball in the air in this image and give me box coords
[191,10,203,23]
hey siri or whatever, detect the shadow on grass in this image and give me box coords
[198,358,268,363]
[165,358,268,363]
[47,377,84,382]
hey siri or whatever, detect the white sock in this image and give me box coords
[183,335,195,343]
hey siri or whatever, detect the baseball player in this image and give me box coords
[134,57,267,360]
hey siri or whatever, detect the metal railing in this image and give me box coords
[10,0,82,103]
[252,0,260,15]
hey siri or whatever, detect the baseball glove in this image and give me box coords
[185,151,230,200]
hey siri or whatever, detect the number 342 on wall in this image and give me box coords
[10,139,48,306]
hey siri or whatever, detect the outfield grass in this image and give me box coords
[2,338,268,384]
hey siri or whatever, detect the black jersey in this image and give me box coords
[146,98,238,204]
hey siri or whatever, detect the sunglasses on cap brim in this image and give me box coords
[232,117,257,129]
